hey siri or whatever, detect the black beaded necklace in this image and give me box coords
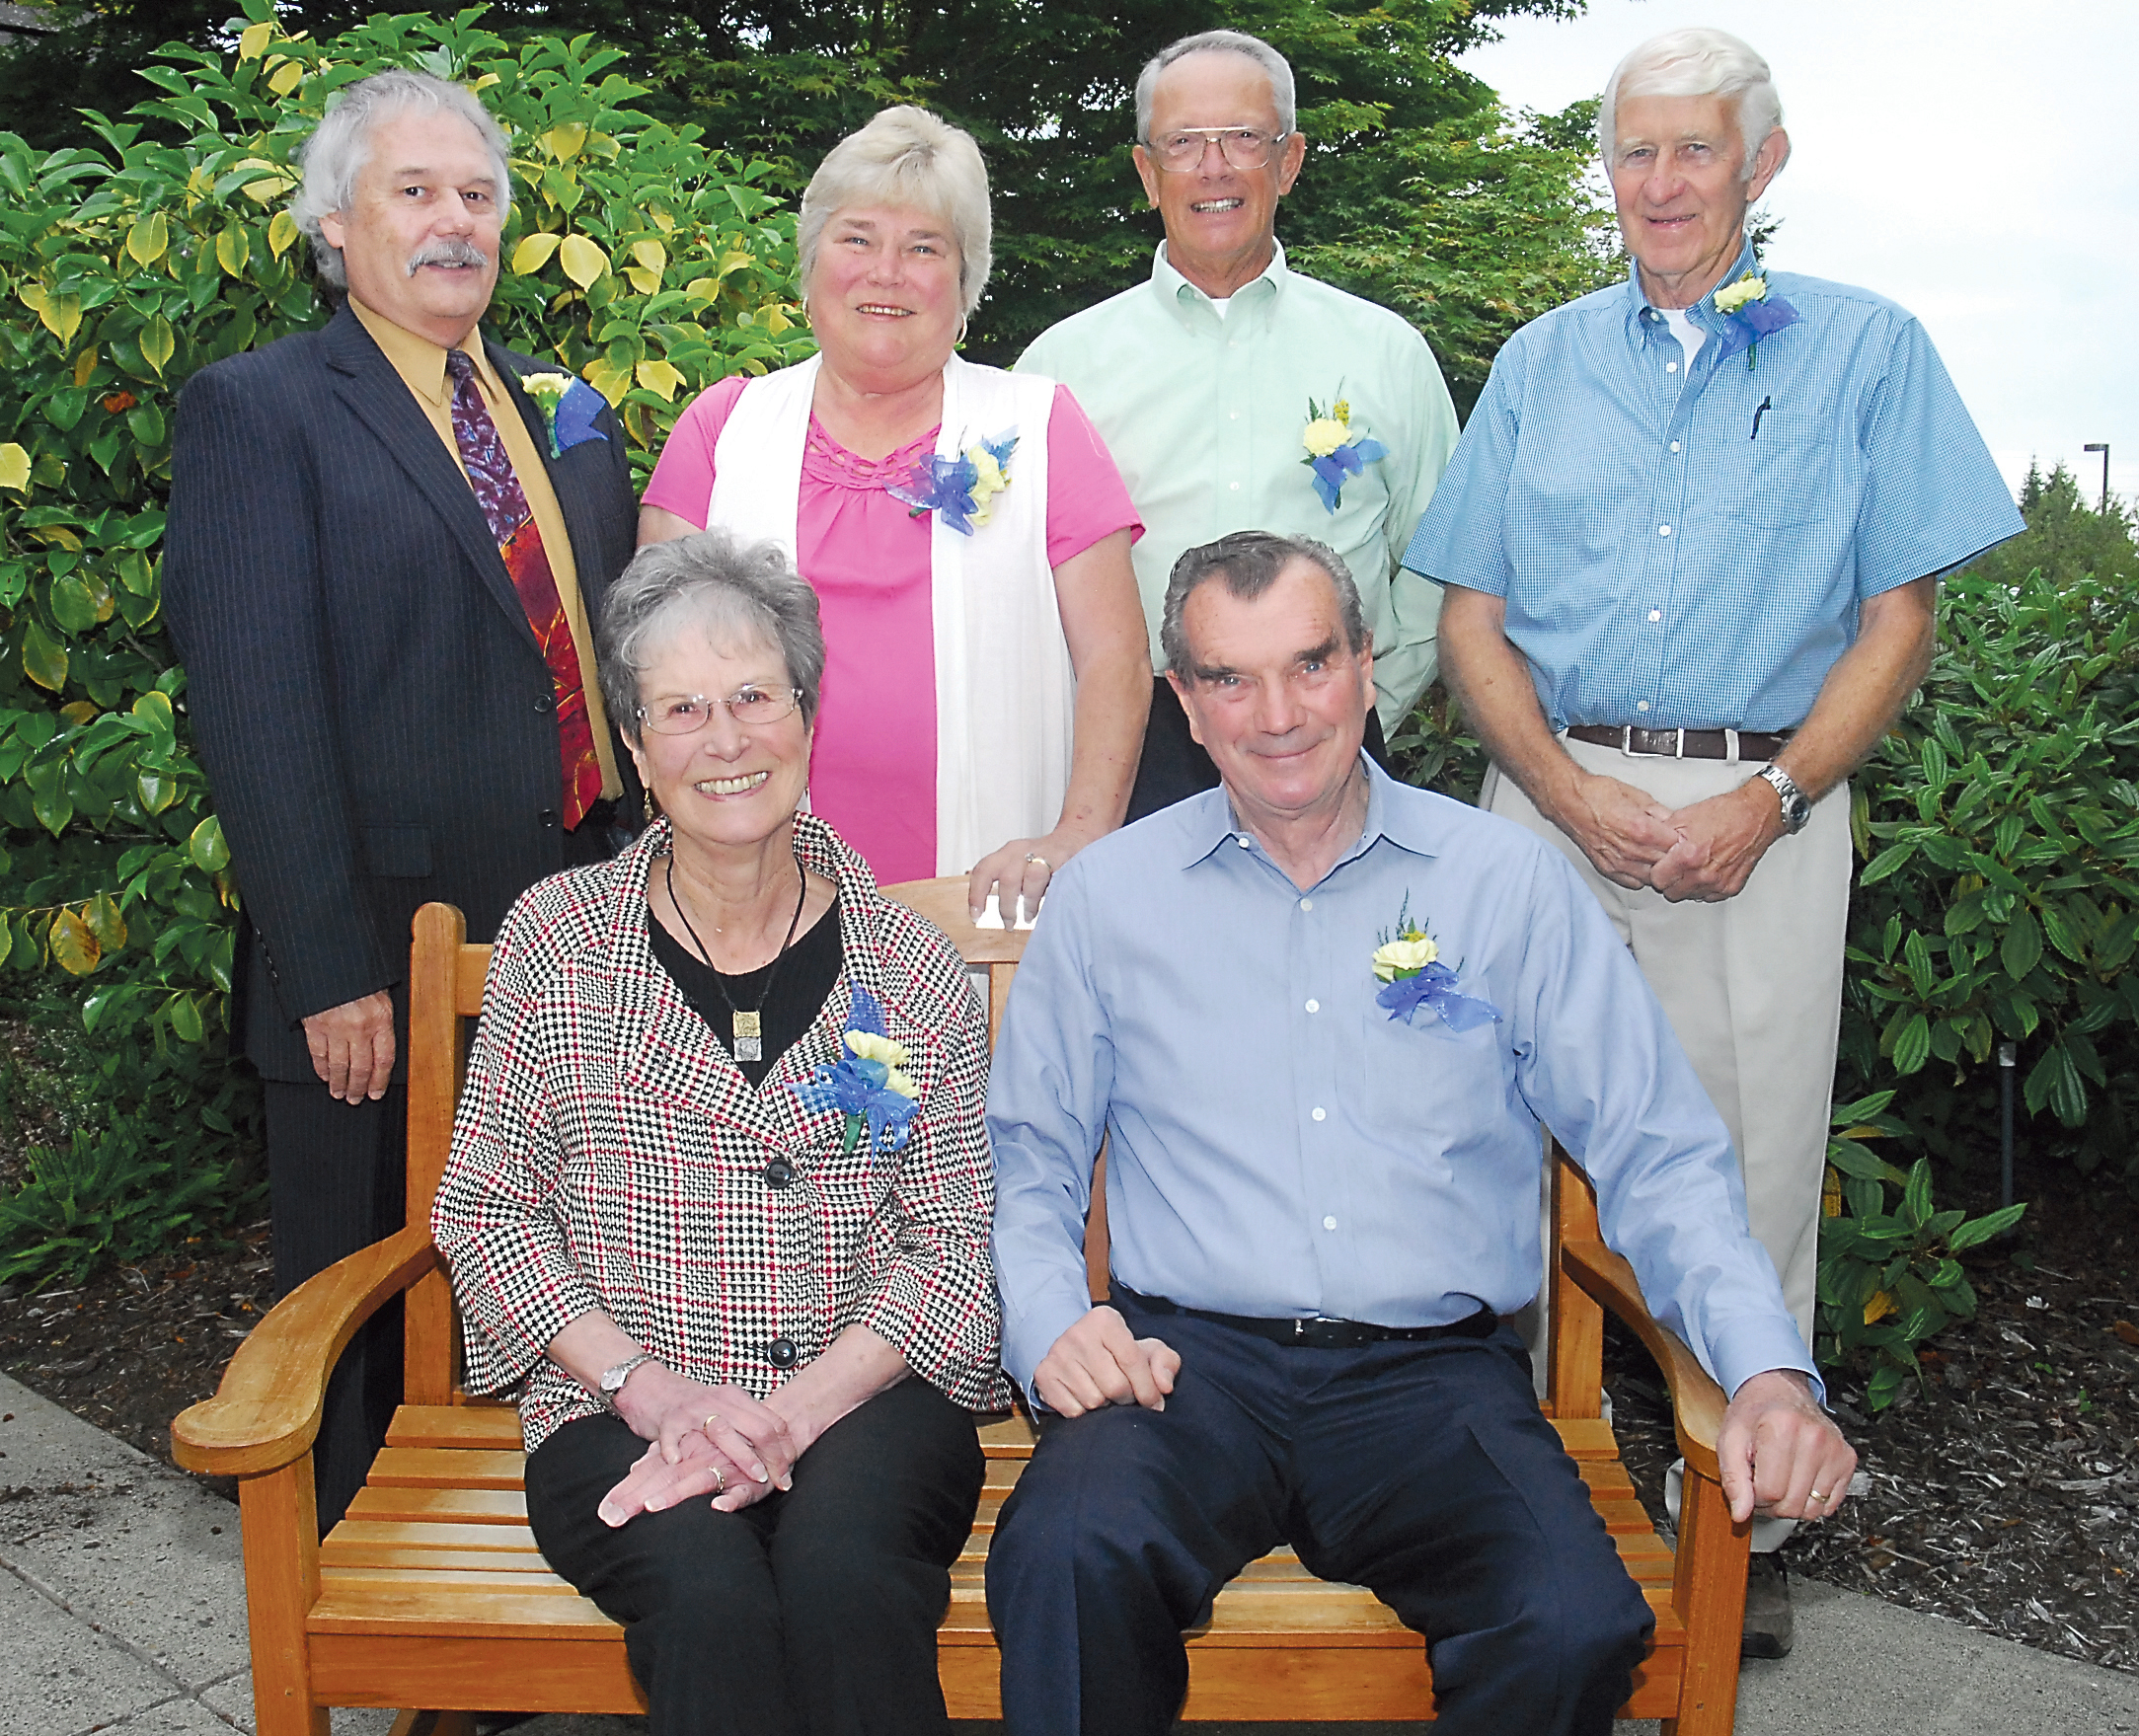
[664,849,807,1063]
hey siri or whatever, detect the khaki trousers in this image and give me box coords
[1486,735,1851,1349]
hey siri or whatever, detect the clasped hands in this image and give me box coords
[596,1361,802,1528]
[1554,768,1787,904]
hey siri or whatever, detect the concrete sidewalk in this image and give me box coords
[2,1371,2133,1736]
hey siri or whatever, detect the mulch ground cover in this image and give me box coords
[0,1137,2132,1676]
[1604,1158,2139,1675]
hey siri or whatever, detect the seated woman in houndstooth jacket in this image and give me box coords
[431,526,1011,1736]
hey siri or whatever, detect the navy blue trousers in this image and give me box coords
[985,1304,1652,1736]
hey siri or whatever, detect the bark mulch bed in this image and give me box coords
[1604,1160,2139,1676]
[0,1154,2132,1676]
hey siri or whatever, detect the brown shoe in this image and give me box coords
[1741,1554,1795,1658]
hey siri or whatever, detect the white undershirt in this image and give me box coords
[1659,305,1707,371]
[1207,296,1232,320]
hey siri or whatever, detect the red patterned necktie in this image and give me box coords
[445,348,603,830]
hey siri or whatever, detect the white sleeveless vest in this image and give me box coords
[706,353,1072,876]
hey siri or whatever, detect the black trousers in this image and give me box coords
[263,1081,407,1536]
[1127,674,1393,822]
[525,1379,986,1736]
[985,1301,1653,1736]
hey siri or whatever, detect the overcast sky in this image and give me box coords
[1456,0,2139,510]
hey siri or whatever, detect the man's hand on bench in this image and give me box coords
[1717,1369,1858,1524]
[1034,1306,1182,1418]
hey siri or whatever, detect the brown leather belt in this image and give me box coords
[1566,724,1794,762]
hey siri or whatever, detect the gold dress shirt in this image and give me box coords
[350,297,623,800]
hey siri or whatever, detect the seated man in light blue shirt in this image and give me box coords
[984,530,1856,1736]
[1405,28,2021,1653]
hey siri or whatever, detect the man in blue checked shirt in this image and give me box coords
[985,530,1855,1736]
[1406,28,2022,1656]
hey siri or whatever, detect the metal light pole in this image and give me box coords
[2083,442,2110,514]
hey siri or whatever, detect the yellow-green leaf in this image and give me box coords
[140,315,176,377]
[511,230,563,275]
[49,909,99,975]
[267,209,298,259]
[682,276,723,303]
[623,267,661,296]
[48,573,98,632]
[136,770,177,814]
[635,358,686,403]
[630,239,668,276]
[716,249,753,280]
[38,291,82,346]
[558,233,609,289]
[71,345,99,388]
[18,282,46,313]
[268,57,304,97]
[583,359,633,407]
[237,20,273,59]
[21,619,67,691]
[59,700,97,725]
[168,993,203,1042]
[131,688,174,725]
[216,223,251,278]
[542,122,588,162]
[126,211,169,266]
[84,892,125,953]
[469,72,499,93]
[761,303,794,335]
[241,173,296,205]
[0,443,29,492]
[189,814,230,873]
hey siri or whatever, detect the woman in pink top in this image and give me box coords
[642,107,1147,911]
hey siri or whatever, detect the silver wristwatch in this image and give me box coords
[1757,763,1812,835]
[597,1351,658,1407]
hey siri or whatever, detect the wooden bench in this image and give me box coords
[175,884,1752,1733]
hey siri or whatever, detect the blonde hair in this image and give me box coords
[797,106,993,317]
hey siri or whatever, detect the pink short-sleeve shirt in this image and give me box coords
[643,375,1140,884]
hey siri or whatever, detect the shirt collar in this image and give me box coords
[1172,754,1442,878]
[1624,234,1761,347]
[349,294,504,407]
[1149,238,1288,334]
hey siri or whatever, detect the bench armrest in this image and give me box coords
[1559,1238,1726,1484]
[172,1225,442,1477]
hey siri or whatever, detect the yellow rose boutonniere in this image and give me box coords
[1371,897,1501,1032]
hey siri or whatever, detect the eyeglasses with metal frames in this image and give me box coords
[1146,127,1291,173]
[637,687,804,734]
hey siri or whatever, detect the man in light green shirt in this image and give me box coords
[1020,28,1459,816]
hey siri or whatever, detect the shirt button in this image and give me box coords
[1666,360,1679,373]
[1658,525,1672,537]
[1237,835,1253,849]
[1323,1215,1337,1232]
[1229,481,1241,491]
[1230,410,1241,419]
[1637,701,1651,713]
[1305,998,1320,1013]
[1669,440,1682,452]
[1299,897,1313,911]
[1311,1106,1327,1122]
[1648,609,1662,622]
[765,1337,799,1370]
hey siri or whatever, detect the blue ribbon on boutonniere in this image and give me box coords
[517,372,612,458]
[886,428,1019,536]
[1370,901,1502,1033]
[1711,272,1800,371]
[789,985,921,1156]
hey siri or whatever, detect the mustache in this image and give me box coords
[405,239,491,275]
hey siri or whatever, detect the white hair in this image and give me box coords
[797,106,993,319]
[291,70,513,290]
[1134,31,1297,140]
[1598,28,1788,180]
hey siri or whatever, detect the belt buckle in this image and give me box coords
[1616,725,1638,758]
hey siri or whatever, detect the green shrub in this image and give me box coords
[1815,1090,2024,1408]
[1839,557,2139,1181]
[0,2,811,1052]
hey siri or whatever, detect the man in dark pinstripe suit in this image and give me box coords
[164,72,642,1530]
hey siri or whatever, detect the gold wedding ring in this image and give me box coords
[712,1466,726,1496]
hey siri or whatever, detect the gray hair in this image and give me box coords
[1160,531,1368,677]
[797,106,993,319]
[291,70,514,290]
[1599,28,1787,180]
[596,530,827,738]
[1135,31,1298,141]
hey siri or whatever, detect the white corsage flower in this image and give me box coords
[1371,934,1440,983]
[1713,274,1768,316]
